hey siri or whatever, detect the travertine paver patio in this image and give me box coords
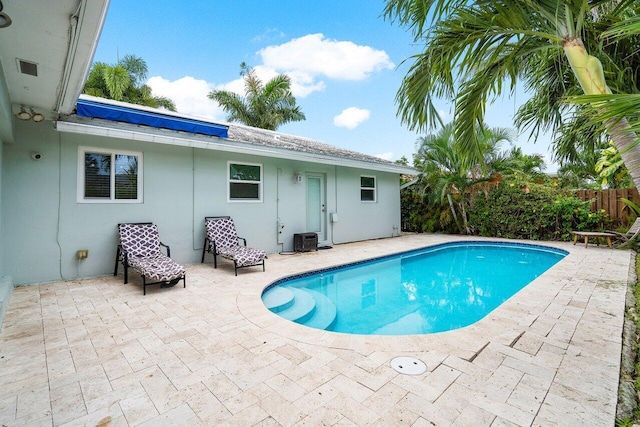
[0,234,633,426]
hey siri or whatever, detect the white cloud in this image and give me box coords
[147,33,394,117]
[333,107,370,130]
[258,33,394,97]
[375,152,394,161]
[147,76,225,120]
[213,66,325,99]
[283,69,327,98]
[438,109,449,121]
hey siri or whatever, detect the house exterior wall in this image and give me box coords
[0,123,9,328]
[333,167,401,243]
[1,121,403,285]
[0,66,13,329]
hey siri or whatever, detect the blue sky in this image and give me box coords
[93,0,557,171]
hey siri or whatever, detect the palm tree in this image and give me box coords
[83,55,177,111]
[555,149,601,188]
[505,147,547,181]
[383,0,640,190]
[571,14,640,135]
[208,63,305,131]
[413,123,516,234]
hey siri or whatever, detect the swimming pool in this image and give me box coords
[262,241,567,335]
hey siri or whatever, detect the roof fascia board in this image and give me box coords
[56,1,111,115]
[55,119,417,175]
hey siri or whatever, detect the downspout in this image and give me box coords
[192,148,198,251]
[54,3,81,116]
[276,167,283,252]
[331,165,338,245]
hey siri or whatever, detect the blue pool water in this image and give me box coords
[262,241,567,335]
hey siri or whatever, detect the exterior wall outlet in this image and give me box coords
[277,220,285,244]
[77,249,89,260]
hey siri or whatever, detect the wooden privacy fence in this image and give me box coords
[575,188,640,226]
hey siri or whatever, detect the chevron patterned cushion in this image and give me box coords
[118,223,161,257]
[118,223,185,282]
[127,254,185,282]
[205,218,240,249]
[218,246,267,267]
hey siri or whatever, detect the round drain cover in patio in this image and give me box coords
[390,357,427,375]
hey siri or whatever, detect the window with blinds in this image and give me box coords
[78,147,143,203]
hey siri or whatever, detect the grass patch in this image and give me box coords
[617,253,640,425]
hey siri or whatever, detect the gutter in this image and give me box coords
[55,116,419,175]
[55,0,110,116]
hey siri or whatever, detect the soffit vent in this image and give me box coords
[18,59,38,76]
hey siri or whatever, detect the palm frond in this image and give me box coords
[208,64,305,130]
[102,65,130,101]
[570,94,640,134]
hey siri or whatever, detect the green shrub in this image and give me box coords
[400,189,458,233]
[468,180,609,241]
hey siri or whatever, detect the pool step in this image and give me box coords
[300,289,337,331]
[262,286,295,312]
[264,287,338,331]
[274,288,316,324]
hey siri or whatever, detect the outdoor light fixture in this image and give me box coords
[0,1,11,29]
[31,109,45,123]
[16,106,32,121]
[294,172,303,183]
[16,106,46,123]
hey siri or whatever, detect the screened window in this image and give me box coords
[78,147,143,203]
[228,162,262,201]
[360,176,376,202]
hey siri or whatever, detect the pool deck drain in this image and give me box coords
[390,356,427,375]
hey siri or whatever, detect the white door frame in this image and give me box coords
[306,173,327,244]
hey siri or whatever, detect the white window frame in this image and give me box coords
[227,161,263,203]
[77,146,143,204]
[360,175,377,203]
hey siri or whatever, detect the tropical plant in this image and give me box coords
[468,177,609,240]
[506,147,547,180]
[556,161,598,189]
[595,142,633,188]
[83,54,176,111]
[570,15,640,136]
[412,123,516,234]
[383,0,640,190]
[208,63,305,131]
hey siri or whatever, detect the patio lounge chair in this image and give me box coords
[201,216,266,276]
[114,222,186,295]
[607,217,640,248]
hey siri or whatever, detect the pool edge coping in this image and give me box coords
[238,235,623,354]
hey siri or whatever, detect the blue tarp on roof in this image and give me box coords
[76,98,228,138]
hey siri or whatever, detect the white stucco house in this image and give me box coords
[0,1,415,326]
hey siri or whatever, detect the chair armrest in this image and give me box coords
[118,244,129,263]
[238,237,247,246]
[605,230,628,239]
[160,242,171,257]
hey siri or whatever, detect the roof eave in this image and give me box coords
[55,1,111,116]
[55,117,418,175]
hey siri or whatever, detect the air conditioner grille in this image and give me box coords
[18,60,38,76]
